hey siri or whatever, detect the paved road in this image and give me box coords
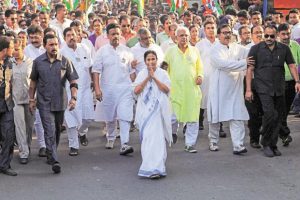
[1,116,299,200]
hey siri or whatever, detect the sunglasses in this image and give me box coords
[264,34,275,39]
[122,24,131,27]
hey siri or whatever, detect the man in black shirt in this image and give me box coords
[245,25,300,157]
[0,36,17,176]
[29,34,79,173]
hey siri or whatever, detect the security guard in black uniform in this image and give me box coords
[0,36,17,176]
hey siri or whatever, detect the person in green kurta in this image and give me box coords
[164,26,203,153]
[278,23,300,146]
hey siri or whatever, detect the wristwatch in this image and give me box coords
[71,96,77,101]
[296,80,300,84]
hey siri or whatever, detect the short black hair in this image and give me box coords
[203,20,215,28]
[31,13,39,21]
[264,24,278,32]
[183,11,192,17]
[75,10,83,18]
[277,23,290,32]
[237,10,249,19]
[18,19,27,27]
[144,50,157,61]
[27,25,43,35]
[88,12,96,19]
[250,11,261,17]
[225,8,238,16]
[55,4,65,13]
[0,36,11,51]
[160,14,169,25]
[217,24,231,34]
[4,9,16,18]
[238,25,250,35]
[289,9,299,15]
[70,20,83,28]
[119,15,130,24]
[251,25,263,34]
[63,27,73,38]
[16,10,24,15]
[106,23,120,34]
[93,18,103,26]
[43,34,58,46]
[44,27,56,36]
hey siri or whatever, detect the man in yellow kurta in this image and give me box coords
[164,26,203,153]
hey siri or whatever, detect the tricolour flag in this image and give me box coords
[132,0,144,17]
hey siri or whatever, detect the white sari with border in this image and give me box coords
[133,67,172,177]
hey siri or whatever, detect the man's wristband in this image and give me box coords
[29,99,35,102]
[296,80,300,84]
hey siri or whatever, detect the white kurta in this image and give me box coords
[24,44,45,60]
[60,43,94,128]
[133,67,172,177]
[207,41,249,123]
[82,38,96,58]
[160,38,176,53]
[131,43,164,74]
[195,38,218,109]
[92,44,134,122]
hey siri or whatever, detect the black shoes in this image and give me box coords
[38,147,47,157]
[199,121,204,130]
[183,124,187,135]
[233,148,248,155]
[282,135,292,147]
[52,162,61,174]
[271,147,282,156]
[219,129,227,138]
[172,134,177,144]
[0,168,17,176]
[263,146,274,157]
[79,135,88,146]
[250,142,261,149]
[69,147,79,156]
[19,158,28,164]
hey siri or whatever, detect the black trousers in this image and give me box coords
[39,110,64,162]
[245,89,263,143]
[279,80,296,138]
[199,108,205,124]
[0,109,15,170]
[258,94,285,147]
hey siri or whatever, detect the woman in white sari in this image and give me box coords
[133,50,172,179]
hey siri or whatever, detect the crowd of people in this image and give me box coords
[0,0,300,179]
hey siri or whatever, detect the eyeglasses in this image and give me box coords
[264,34,275,39]
[221,31,232,35]
[122,24,131,28]
[10,18,17,21]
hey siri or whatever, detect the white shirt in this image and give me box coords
[195,38,218,108]
[207,41,249,123]
[92,44,135,121]
[291,22,300,40]
[49,18,72,42]
[131,43,164,74]
[160,38,176,53]
[24,44,46,60]
[61,43,94,125]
